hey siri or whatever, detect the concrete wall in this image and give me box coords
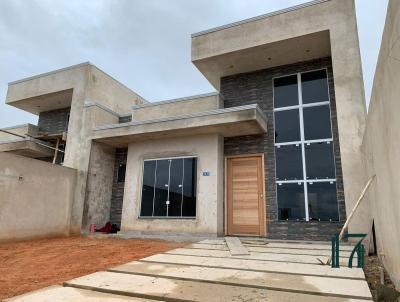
[121,134,224,236]
[0,153,76,242]
[361,0,400,289]
[0,124,38,142]
[82,141,115,232]
[132,93,221,121]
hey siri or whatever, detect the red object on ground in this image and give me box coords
[89,224,96,233]
[96,222,112,233]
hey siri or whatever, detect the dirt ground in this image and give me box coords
[364,255,398,301]
[0,236,185,300]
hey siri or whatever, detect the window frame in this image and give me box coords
[138,155,198,219]
[273,68,339,222]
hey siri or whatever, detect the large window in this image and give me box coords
[140,157,197,218]
[273,69,338,221]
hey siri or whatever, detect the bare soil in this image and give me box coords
[364,255,397,301]
[0,236,184,300]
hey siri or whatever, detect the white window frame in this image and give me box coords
[138,156,198,219]
[273,68,339,222]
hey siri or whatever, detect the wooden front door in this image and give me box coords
[227,155,265,236]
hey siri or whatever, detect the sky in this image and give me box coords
[0,0,389,128]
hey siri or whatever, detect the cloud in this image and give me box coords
[0,0,388,127]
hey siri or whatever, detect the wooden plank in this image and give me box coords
[225,237,249,255]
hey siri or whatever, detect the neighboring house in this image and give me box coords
[0,0,369,241]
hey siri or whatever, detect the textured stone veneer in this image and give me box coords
[222,57,346,240]
[110,148,127,227]
[38,107,71,135]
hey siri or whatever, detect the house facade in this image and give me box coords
[0,0,368,240]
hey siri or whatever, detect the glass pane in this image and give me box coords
[168,158,183,217]
[153,159,170,216]
[275,144,303,181]
[305,142,335,179]
[277,183,306,220]
[140,161,156,216]
[117,163,126,183]
[307,182,339,221]
[274,109,300,143]
[303,105,332,140]
[301,69,329,104]
[182,158,197,217]
[274,75,298,108]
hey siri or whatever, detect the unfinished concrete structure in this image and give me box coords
[1,0,369,242]
[361,0,400,288]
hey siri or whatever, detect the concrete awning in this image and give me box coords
[0,138,54,158]
[92,104,267,147]
[191,0,335,89]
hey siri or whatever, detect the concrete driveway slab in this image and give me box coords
[110,261,372,299]
[165,247,356,266]
[10,239,371,301]
[65,271,369,302]
[5,285,156,302]
[142,253,365,279]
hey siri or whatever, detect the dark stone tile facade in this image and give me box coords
[222,57,346,240]
[110,148,127,227]
[119,115,132,123]
[38,108,70,135]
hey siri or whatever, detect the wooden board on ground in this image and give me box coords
[225,237,250,255]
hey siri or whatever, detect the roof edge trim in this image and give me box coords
[191,0,331,38]
[132,92,218,109]
[95,103,265,131]
[8,62,91,85]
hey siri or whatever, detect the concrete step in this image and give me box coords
[110,260,372,299]
[188,243,354,257]
[5,285,155,302]
[166,248,357,266]
[141,253,365,279]
[197,239,355,251]
[65,271,370,302]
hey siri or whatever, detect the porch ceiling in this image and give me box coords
[91,104,267,147]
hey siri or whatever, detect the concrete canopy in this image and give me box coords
[192,30,331,89]
[92,104,267,147]
[191,0,341,90]
[0,138,54,158]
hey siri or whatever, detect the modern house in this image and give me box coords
[0,0,368,241]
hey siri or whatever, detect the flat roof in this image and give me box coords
[92,104,267,146]
[191,0,331,37]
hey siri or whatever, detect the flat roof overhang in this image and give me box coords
[190,0,341,89]
[0,138,54,158]
[192,30,331,90]
[6,89,73,115]
[92,104,267,147]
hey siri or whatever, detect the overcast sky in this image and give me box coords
[0,0,388,128]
